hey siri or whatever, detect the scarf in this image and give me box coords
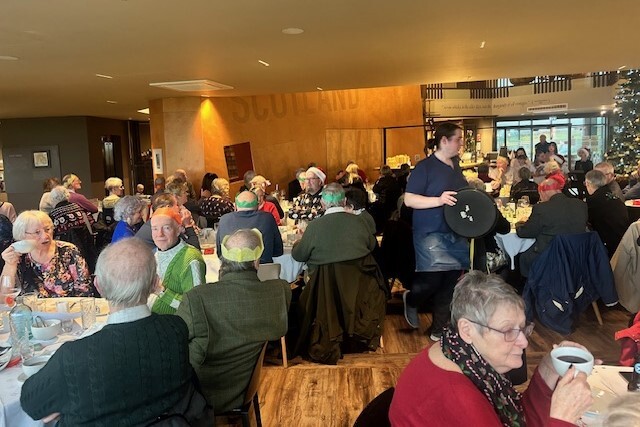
[441,325,525,427]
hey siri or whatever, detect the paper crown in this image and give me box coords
[220,228,264,262]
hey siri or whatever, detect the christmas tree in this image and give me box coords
[607,69,640,174]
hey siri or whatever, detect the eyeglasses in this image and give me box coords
[467,319,534,342]
[25,226,53,237]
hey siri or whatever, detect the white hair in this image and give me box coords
[114,196,144,221]
[49,185,70,206]
[13,210,53,241]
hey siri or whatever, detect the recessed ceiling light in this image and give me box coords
[258,60,270,67]
[618,65,627,70]
[106,100,118,104]
[480,41,486,48]
[137,108,149,114]
[95,73,113,79]
[282,27,304,35]
[150,79,233,91]
[316,87,323,91]
[0,55,18,61]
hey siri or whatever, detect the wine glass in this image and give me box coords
[0,276,19,307]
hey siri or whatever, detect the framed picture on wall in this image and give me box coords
[152,148,164,174]
[33,150,50,168]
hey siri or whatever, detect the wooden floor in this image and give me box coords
[224,285,632,427]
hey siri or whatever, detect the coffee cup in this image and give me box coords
[550,346,594,376]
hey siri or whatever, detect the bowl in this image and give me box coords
[31,319,62,341]
[22,355,51,377]
[551,346,594,376]
[12,240,37,254]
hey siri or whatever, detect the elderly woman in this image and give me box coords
[390,271,593,426]
[111,195,145,243]
[250,174,285,219]
[149,207,205,314]
[200,177,234,226]
[253,187,281,225]
[102,177,124,210]
[0,210,93,297]
[574,147,593,173]
[20,238,209,425]
[39,177,60,214]
[62,173,98,214]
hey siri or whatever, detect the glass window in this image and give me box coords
[551,126,569,156]
[532,119,551,125]
[571,118,585,125]
[519,120,532,126]
[496,129,506,147]
[496,121,520,127]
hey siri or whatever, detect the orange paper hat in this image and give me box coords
[152,207,182,225]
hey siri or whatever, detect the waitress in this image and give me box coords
[402,122,469,341]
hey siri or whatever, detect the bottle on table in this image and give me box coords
[9,296,33,358]
[628,352,640,392]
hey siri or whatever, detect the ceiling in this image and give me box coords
[1,0,639,121]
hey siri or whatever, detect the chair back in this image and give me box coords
[242,342,268,406]
[353,387,395,427]
[257,263,281,281]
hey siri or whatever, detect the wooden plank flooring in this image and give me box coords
[222,290,632,427]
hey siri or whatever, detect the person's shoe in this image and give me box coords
[429,330,442,341]
[403,290,419,329]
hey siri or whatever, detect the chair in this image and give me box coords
[523,232,617,334]
[567,172,587,200]
[257,263,288,368]
[217,342,268,427]
[353,388,394,427]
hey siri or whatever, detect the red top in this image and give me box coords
[389,348,573,427]
[259,201,281,226]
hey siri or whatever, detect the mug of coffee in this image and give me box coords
[550,346,594,376]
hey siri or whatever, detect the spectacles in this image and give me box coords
[25,226,53,237]
[467,319,534,342]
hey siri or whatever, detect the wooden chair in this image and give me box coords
[217,342,268,427]
[257,263,288,368]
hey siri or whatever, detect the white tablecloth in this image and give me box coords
[494,230,535,269]
[203,246,304,283]
[0,297,108,427]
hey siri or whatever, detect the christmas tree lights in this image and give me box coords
[607,69,640,174]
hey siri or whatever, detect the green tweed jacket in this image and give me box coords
[176,270,291,413]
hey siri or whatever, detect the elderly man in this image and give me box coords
[585,169,630,257]
[150,207,205,314]
[21,238,208,425]
[594,161,624,200]
[623,161,640,200]
[136,192,200,250]
[216,190,283,263]
[292,183,376,270]
[177,229,290,413]
[488,155,510,189]
[516,178,588,276]
[288,166,326,221]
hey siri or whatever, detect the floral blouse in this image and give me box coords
[199,196,234,224]
[18,241,94,297]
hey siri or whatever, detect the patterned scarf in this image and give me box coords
[441,325,526,427]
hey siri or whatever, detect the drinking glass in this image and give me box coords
[80,298,96,330]
[56,301,74,333]
[521,195,530,208]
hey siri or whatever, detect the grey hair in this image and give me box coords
[13,210,53,241]
[451,271,524,333]
[104,177,123,192]
[321,182,345,208]
[603,394,640,426]
[114,195,144,221]
[594,161,615,175]
[466,177,485,191]
[543,160,560,175]
[219,228,261,277]
[95,238,157,307]
[166,180,187,198]
[585,169,607,189]
[49,185,70,206]
[211,178,229,196]
[518,166,532,181]
[61,173,79,189]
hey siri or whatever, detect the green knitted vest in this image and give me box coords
[152,245,205,315]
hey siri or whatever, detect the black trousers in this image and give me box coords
[407,270,462,333]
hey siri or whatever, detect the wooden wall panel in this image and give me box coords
[326,129,382,181]
[385,127,426,165]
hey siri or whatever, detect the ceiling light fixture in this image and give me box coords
[0,55,18,61]
[258,60,270,67]
[106,100,118,104]
[480,41,486,48]
[282,27,304,35]
[316,87,323,91]
[149,79,233,91]
[618,65,627,70]
[137,108,149,114]
[95,73,113,79]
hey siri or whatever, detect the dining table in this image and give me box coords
[581,364,634,426]
[0,297,109,427]
[494,229,535,270]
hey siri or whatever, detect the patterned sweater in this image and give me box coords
[152,240,205,314]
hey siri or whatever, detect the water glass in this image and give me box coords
[80,298,96,330]
[56,301,74,333]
